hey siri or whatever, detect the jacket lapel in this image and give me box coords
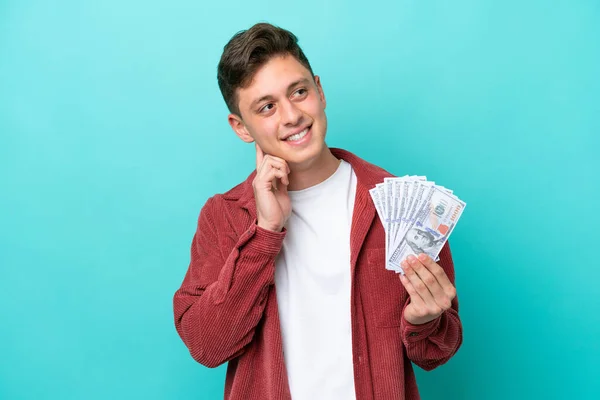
[330,148,386,273]
[349,181,376,273]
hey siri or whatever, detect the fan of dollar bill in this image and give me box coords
[369,176,466,274]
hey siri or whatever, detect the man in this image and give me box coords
[173,22,462,400]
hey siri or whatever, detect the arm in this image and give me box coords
[399,243,463,371]
[173,197,285,368]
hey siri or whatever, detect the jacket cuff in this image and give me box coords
[400,296,442,343]
[243,222,286,256]
[401,314,442,343]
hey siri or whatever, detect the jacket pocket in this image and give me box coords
[364,248,407,328]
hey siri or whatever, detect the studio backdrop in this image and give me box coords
[1,0,598,399]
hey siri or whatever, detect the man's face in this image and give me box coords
[408,228,431,249]
[230,54,328,168]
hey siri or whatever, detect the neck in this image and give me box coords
[287,147,340,191]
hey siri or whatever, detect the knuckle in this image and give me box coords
[447,287,456,299]
[424,276,436,286]
[430,306,442,315]
[441,297,452,310]
[431,264,443,276]
[414,282,426,292]
[414,307,425,317]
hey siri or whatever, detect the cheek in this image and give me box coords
[249,120,281,149]
[264,119,280,137]
[302,96,325,117]
[248,117,276,136]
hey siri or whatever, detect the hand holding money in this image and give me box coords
[399,253,456,325]
[369,175,466,274]
[253,144,292,232]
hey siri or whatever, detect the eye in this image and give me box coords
[293,88,308,98]
[259,103,274,114]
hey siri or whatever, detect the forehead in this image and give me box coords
[237,55,312,105]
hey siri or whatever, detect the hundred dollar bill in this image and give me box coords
[387,178,403,272]
[402,182,435,244]
[395,178,411,245]
[376,183,387,221]
[375,183,391,257]
[388,186,466,271]
[390,179,405,248]
[389,179,427,271]
[385,178,394,256]
[386,176,426,272]
[370,185,397,270]
[383,177,412,253]
[369,187,386,227]
[385,178,409,250]
[400,178,423,235]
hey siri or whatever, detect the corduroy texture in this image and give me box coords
[173,148,463,399]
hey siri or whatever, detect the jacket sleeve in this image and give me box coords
[400,242,463,371]
[173,197,285,368]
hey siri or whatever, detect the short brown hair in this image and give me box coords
[217,22,315,116]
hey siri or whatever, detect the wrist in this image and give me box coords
[403,309,442,326]
[257,220,283,232]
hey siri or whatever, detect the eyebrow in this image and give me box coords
[250,78,311,109]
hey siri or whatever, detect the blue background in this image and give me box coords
[1,0,599,399]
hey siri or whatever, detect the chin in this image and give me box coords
[286,141,327,167]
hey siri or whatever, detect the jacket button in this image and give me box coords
[409,332,419,337]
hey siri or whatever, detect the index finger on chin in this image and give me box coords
[255,143,264,171]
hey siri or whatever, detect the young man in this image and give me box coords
[173,22,462,400]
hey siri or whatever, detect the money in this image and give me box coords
[369,176,466,274]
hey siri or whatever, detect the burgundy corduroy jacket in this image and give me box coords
[173,148,463,399]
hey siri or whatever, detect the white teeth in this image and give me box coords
[285,128,309,142]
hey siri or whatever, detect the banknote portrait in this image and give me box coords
[404,227,446,258]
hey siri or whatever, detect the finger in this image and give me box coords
[267,156,290,174]
[277,179,289,194]
[280,173,289,186]
[399,273,425,309]
[274,171,289,190]
[263,168,288,189]
[258,159,290,184]
[407,255,447,308]
[255,143,265,171]
[258,153,289,173]
[402,259,439,312]
[267,158,290,175]
[254,165,286,191]
[417,253,456,301]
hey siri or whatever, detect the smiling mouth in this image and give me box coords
[284,125,311,142]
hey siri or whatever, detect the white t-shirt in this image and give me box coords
[274,159,358,400]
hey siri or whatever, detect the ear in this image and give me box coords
[314,75,326,109]
[228,113,254,143]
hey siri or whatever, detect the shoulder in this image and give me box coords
[197,172,255,223]
[331,147,395,186]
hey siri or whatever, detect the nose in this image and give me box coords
[279,99,302,126]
